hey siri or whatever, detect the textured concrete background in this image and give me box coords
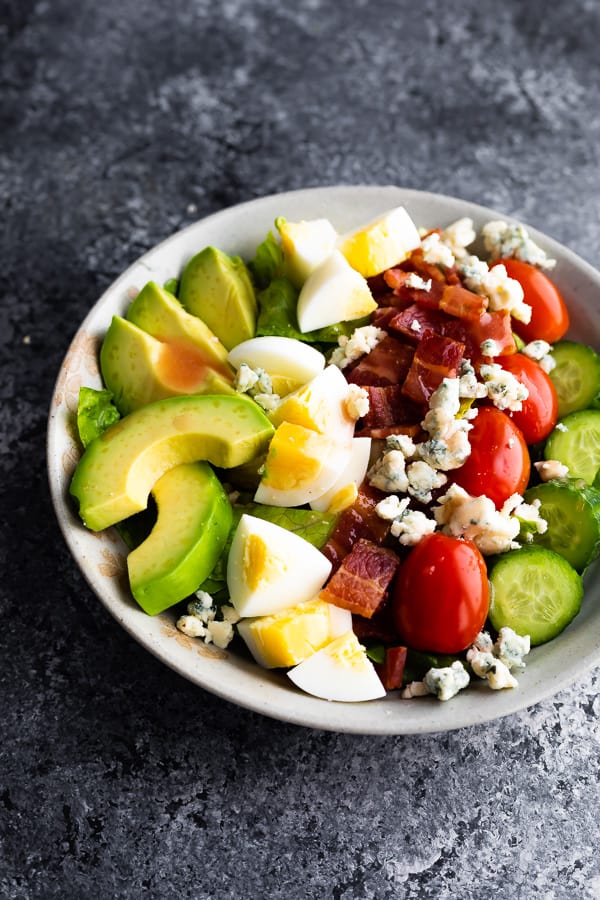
[2,1,600,897]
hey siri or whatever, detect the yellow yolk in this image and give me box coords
[236,599,352,669]
[337,206,421,278]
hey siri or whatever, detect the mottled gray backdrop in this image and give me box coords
[2,1,600,898]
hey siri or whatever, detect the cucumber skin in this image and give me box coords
[488,546,583,646]
[544,409,600,485]
[549,341,600,417]
[524,478,600,573]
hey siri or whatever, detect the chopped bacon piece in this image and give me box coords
[355,385,423,434]
[367,272,393,298]
[375,646,408,690]
[371,306,400,331]
[401,333,465,404]
[346,335,414,387]
[400,248,448,284]
[322,482,390,570]
[440,284,488,321]
[320,538,400,619]
[352,607,400,643]
[472,309,517,358]
[389,304,455,345]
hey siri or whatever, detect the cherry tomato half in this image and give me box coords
[451,406,530,508]
[392,533,489,654]
[493,258,570,344]
[496,353,558,444]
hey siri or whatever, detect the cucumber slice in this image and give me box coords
[544,410,600,484]
[524,478,600,572]
[548,341,600,417]
[488,546,583,645]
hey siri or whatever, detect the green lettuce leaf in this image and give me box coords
[248,218,286,289]
[76,387,121,448]
[256,276,371,346]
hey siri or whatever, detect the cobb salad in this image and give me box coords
[69,201,600,705]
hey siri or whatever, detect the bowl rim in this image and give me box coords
[47,183,600,735]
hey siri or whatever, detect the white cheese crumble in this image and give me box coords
[433,485,546,555]
[375,494,410,521]
[480,338,505,358]
[345,384,370,420]
[405,272,432,291]
[406,460,447,504]
[176,592,240,649]
[418,377,473,471]
[421,232,456,268]
[234,363,280,411]
[522,339,552,360]
[368,449,409,493]
[459,254,532,324]
[458,359,488,400]
[482,220,557,270]
[479,363,529,411]
[424,661,470,701]
[442,217,476,260]
[390,509,437,546]
[385,433,417,457]
[467,627,531,690]
[534,459,569,481]
[329,325,387,369]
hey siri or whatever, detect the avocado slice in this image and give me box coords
[70,393,274,531]
[178,247,257,350]
[100,316,235,415]
[127,281,233,378]
[127,462,232,615]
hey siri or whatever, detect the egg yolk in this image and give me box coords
[261,422,334,491]
[243,534,286,592]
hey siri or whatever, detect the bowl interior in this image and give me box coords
[47,185,600,734]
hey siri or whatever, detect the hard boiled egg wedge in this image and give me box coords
[227,336,325,397]
[278,218,338,288]
[309,436,372,513]
[254,421,352,508]
[237,598,352,669]
[287,631,386,702]
[296,250,376,333]
[227,514,332,617]
[337,205,421,278]
[269,364,356,442]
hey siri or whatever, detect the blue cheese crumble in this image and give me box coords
[345,384,370,420]
[402,661,470,701]
[368,449,409,493]
[405,272,432,291]
[467,627,531,690]
[482,220,556,270]
[374,494,436,546]
[176,590,241,649]
[522,339,556,373]
[479,363,529,411]
[441,217,476,260]
[459,254,532,324]
[534,459,569,481]
[234,363,281,413]
[329,325,386,369]
[418,377,474,471]
[433,485,547,555]
[421,232,455,268]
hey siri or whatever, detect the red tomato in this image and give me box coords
[392,533,489,654]
[493,259,569,344]
[496,353,558,444]
[451,406,530,508]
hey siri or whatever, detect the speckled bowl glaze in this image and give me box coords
[47,185,600,734]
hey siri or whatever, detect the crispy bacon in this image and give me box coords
[371,307,400,331]
[346,335,414,387]
[355,385,423,434]
[322,482,390,570]
[320,538,400,619]
[472,309,517,359]
[401,333,465,404]
[352,607,400,643]
[375,646,408,690]
[440,284,488,321]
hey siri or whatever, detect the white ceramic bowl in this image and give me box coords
[47,185,600,734]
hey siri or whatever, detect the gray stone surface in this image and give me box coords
[2,0,600,897]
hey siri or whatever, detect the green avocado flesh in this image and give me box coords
[70,394,274,531]
[178,246,257,350]
[100,316,235,415]
[128,462,232,615]
[126,280,233,377]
